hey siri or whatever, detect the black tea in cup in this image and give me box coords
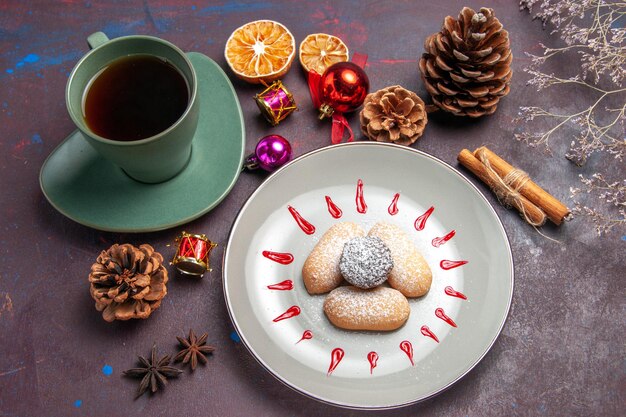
[82,54,189,141]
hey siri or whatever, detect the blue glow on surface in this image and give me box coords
[23,53,40,63]
[102,364,113,376]
[199,1,273,15]
[230,331,241,343]
[4,51,81,75]
[101,20,146,38]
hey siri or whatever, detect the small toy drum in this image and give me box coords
[172,232,217,277]
[254,80,297,126]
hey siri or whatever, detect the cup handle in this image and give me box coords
[87,32,109,50]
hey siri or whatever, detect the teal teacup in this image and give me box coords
[66,32,199,183]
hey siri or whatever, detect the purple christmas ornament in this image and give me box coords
[244,135,292,172]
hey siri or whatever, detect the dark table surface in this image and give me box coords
[1,1,624,416]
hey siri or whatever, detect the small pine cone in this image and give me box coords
[89,243,168,322]
[418,7,512,117]
[359,85,428,146]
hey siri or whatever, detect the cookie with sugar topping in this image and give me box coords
[302,222,366,294]
[324,286,410,331]
[368,222,432,297]
[339,236,393,289]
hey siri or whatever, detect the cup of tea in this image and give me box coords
[66,32,199,183]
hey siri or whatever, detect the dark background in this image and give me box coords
[1,1,624,416]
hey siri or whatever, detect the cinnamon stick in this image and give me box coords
[457,149,547,226]
[473,147,570,225]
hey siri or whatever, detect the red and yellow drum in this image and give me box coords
[172,231,217,277]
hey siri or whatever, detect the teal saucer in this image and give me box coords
[39,52,245,232]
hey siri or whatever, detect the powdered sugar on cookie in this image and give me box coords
[368,222,432,297]
[339,236,393,289]
[302,222,365,294]
[324,286,410,331]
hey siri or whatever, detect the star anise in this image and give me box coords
[174,329,215,371]
[123,344,183,398]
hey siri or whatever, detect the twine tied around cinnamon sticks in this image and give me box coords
[458,147,571,227]
[475,148,543,226]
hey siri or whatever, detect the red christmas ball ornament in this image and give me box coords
[317,61,369,119]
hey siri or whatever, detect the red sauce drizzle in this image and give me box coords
[367,351,379,374]
[435,307,457,327]
[287,205,316,235]
[356,179,367,214]
[420,325,439,343]
[296,330,313,344]
[444,286,468,300]
[414,206,434,231]
[440,259,468,270]
[262,251,294,265]
[327,348,345,376]
[399,340,414,366]
[388,193,400,215]
[432,230,456,248]
[324,196,342,218]
[267,280,293,290]
[272,306,301,322]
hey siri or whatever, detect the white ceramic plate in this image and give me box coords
[223,142,513,409]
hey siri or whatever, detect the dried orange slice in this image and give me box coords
[299,33,349,75]
[225,20,295,84]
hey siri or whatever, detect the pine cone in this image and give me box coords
[359,85,428,146]
[89,243,168,322]
[418,7,512,117]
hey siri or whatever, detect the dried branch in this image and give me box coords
[518,0,626,162]
[570,174,626,234]
[519,0,626,235]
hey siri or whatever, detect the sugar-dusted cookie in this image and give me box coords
[302,222,365,294]
[339,236,393,289]
[324,286,410,331]
[368,222,432,297]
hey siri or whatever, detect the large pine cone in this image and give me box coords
[89,243,168,322]
[360,85,427,146]
[418,7,512,117]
